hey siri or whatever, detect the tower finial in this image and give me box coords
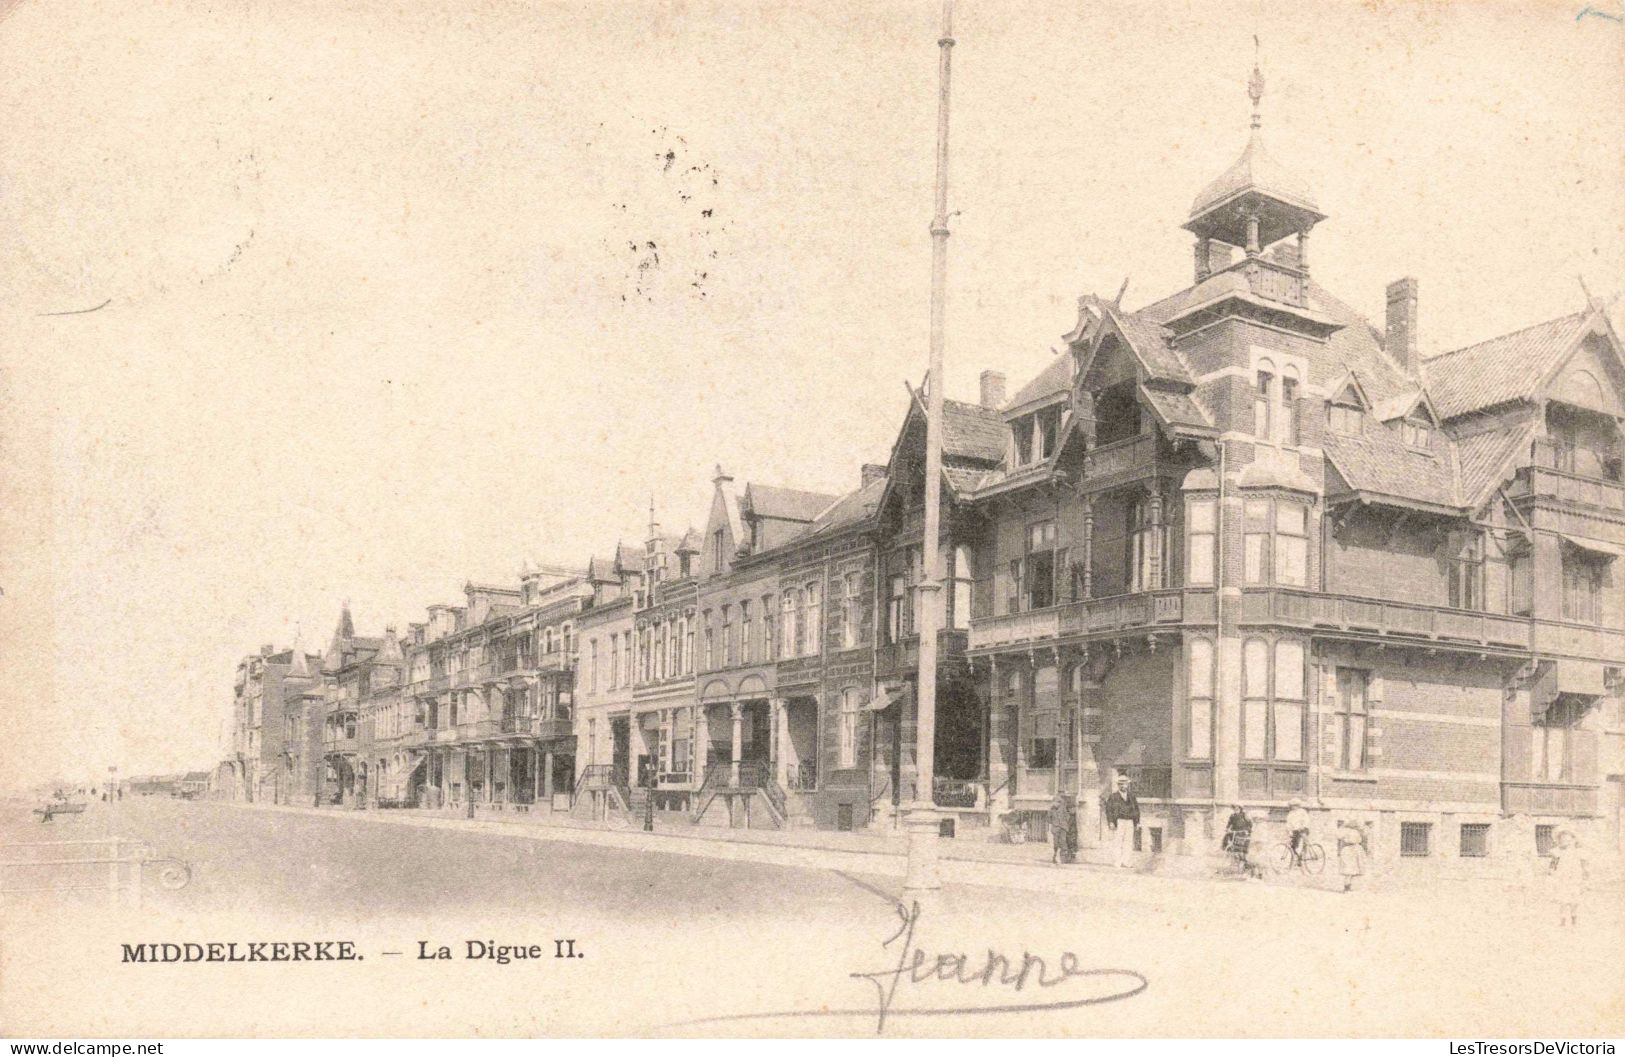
[1248,36,1264,131]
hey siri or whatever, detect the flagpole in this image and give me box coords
[903,0,955,896]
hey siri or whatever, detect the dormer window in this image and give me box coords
[1010,404,1063,466]
[1401,419,1431,450]
[1327,402,1363,435]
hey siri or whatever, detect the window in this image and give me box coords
[1400,822,1431,857]
[1459,823,1490,858]
[1327,403,1363,435]
[760,595,775,662]
[780,592,799,659]
[1243,499,1271,585]
[1449,534,1484,611]
[1402,420,1431,450]
[589,639,599,692]
[739,601,752,663]
[841,572,863,648]
[1532,697,1584,782]
[675,616,687,675]
[1336,668,1369,771]
[838,688,861,768]
[621,631,632,685]
[1187,498,1216,585]
[1025,521,1058,610]
[951,546,973,630]
[888,574,908,642]
[712,529,726,572]
[1244,497,1309,586]
[1127,500,1161,592]
[1028,666,1060,768]
[1561,555,1603,624]
[1254,370,1273,439]
[721,605,734,667]
[1274,503,1308,586]
[1187,638,1214,758]
[803,582,821,656]
[703,612,715,671]
[673,710,691,775]
[1535,824,1555,856]
[1281,374,1300,445]
[1243,638,1305,762]
[909,547,925,634]
[1274,641,1305,762]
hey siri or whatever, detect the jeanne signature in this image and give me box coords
[850,900,1147,1033]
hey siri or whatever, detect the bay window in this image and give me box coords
[1187,498,1216,585]
[1242,637,1306,762]
[1244,497,1310,587]
[1187,637,1214,758]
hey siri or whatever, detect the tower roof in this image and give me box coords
[1184,61,1324,247]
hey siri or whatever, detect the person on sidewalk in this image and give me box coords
[1104,773,1139,868]
[1221,804,1253,876]
[1335,818,1368,892]
[1048,791,1076,865]
[1548,828,1588,927]
[1286,798,1311,866]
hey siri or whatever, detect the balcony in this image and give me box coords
[1240,588,1532,649]
[874,630,968,678]
[323,735,359,755]
[457,718,503,742]
[968,589,1212,652]
[1531,620,1625,665]
[1509,440,1625,513]
[1080,433,1161,490]
[535,650,574,673]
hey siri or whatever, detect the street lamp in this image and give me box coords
[903,0,956,897]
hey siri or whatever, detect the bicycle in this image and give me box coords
[1269,835,1326,876]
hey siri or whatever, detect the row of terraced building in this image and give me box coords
[219,84,1625,877]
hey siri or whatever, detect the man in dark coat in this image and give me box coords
[1104,772,1140,868]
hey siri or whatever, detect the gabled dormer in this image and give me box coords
[1324,371,1373,437]
[1373,389,1442,453]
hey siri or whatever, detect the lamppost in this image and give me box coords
[903,0,956,896]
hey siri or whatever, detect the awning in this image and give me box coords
[1560,534,1625,560]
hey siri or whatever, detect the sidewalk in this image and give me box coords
[225,798,1378,917]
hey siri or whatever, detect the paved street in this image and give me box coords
[3,797,1621,1038]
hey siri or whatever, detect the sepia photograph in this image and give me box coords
[1,0,1622,1042]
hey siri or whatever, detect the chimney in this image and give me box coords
[1385,277,1420,374]
[861,463,888,488]
[979,370,1007,410]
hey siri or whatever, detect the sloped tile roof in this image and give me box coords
[944,466,991,494]
[1190,132,1321,219]
[1423,311,1589,420]
[1141,386,1214,433]
[807,477,886,536]
[941,398,1008,463]
[744,483,839,523]
[1003,353,1072,411]
[1323,423,1458,509]
[1112,310,1193,385]
[1454,426,1533,508]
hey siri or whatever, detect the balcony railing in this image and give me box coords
[535,650,574,672]
[968,589,1211,651]
[1080,432,1160,488]
[1240,588,1532,649]
[323,735,359,754]
[873,629,968,676]
[457,718,503,742]
[1245,256,1307,306]
[1511,442,1625,512]
[1531,620,1625,665]
[1502,781,1597,816]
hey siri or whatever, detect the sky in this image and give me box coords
[0,0,1621,788]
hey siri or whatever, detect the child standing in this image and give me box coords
[1548,828,1588,927]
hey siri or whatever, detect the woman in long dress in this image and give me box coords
[1549,828,1587,927]
[1335,819,1368,893]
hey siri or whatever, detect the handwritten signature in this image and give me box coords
[849,900,1147,1034]
[1576,3,1624,24]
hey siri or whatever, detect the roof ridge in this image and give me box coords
[1424,309,1589,363]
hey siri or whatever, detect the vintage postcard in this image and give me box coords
[1,0,1622,1041]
